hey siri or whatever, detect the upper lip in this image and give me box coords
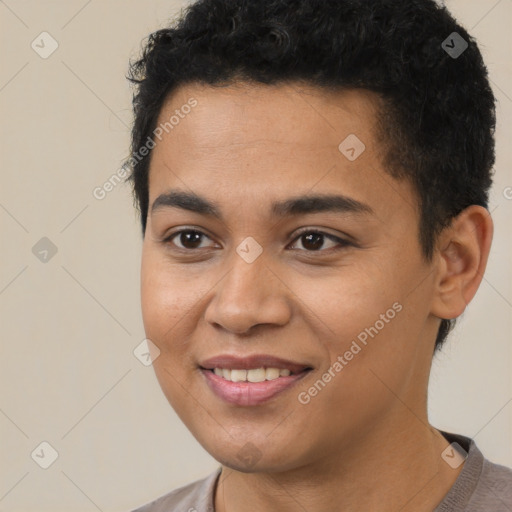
[199,354,312,374]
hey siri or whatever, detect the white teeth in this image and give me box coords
[212,367,295,383]
[265,368,280,380]
[230,369,247,382]
[247,368,266,382]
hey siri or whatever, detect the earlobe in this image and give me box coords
[430,205,494,320]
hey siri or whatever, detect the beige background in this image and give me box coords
[0,1,511,510]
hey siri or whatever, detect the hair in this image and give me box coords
[126,0,496,352]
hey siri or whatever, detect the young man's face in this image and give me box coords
[141,82,442,471]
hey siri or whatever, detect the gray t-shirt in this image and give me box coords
[132,431,512,511]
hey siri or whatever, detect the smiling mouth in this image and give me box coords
[198,354,314,405]
[204,367,312,383]
[199,364,313,406]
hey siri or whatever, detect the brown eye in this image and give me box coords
[300,232,325,251]
[166,229,214,250]
[289,230,350,252]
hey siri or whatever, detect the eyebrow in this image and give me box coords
[151,190,374,220]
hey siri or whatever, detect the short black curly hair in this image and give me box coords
[126,0,496,352]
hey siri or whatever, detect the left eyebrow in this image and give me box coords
[271,193,374,218]
[150,190,374,220]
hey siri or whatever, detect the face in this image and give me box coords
[141,82,440,472]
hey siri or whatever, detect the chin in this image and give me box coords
[200,434,306,474]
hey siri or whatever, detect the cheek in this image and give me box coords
[290,266,412,402]
[303,263,427,415]
[293,265,401,346]
[140,251,198,414]
[140,250,194,352]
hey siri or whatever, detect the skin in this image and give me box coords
[140,82,493,512]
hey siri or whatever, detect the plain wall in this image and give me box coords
[0,1,510,510]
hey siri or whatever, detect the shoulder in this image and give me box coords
[131,468,221,512]
[435,430,512,511]
[472,458,512,509]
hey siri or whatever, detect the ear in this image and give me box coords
[430,205,494,320]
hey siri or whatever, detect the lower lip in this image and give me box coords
[201,369,310,406]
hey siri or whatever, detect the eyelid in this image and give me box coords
[163,227,352,253]
[162,227,217,250]
[288,227,352,251]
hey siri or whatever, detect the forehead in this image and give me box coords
[147,81,418,223]
[155,81,381,153]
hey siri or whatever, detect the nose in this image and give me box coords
[203,250,292,335]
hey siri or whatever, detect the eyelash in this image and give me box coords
[162,228,352,254]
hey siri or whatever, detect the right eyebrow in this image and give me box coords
[151,190,223,219]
